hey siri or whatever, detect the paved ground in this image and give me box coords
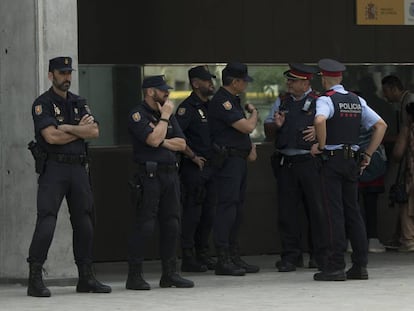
[2,252,414,311]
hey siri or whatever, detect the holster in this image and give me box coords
[27,141,47,174]
[128,173,143,209]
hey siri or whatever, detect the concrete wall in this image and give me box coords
[0,0,78,280]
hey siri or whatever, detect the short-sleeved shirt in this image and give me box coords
[315,84,381,150]
[207,87,252,151]
[175,92,212,158]
[32,87,92,154]
[128,100,185,164]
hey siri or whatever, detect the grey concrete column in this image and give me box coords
[0,0,79,280]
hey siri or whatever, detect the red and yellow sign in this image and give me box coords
[356,0,414,25]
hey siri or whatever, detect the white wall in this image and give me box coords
[0,0,79,279]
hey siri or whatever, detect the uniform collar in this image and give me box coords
[219,86,239,101]
[290,88,313,101]
[189,92,209,107]
[48,87,75,103]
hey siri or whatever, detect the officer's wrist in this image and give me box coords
[190,153,196,160]
[317,145,325,152]
[158,140,165,147]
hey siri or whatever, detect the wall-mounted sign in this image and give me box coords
[356,0,414,25]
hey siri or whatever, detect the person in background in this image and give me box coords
[381,75,414,251]
[391,102,414,252]
[176,65,217,272]
[357,126,387,253]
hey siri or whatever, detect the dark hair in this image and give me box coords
[381,75,404,91]
[406,102,414,119]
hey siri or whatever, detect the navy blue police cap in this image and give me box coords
[222,62,253,82]
[48,56,74,72]
[142,75,173,91]
[188,65,216,81]
[283,63,317,80]
[318,58,346,77]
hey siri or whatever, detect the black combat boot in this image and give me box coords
[196,248,217,270]
[126,263,151,290]
[27,263,51,297]
[229,247,260,273]
[181,248,208,272]
[159,258,194,288]
[215,248,246,276]
[76,264,112,293]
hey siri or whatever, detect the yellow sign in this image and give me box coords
[356,0,414,25]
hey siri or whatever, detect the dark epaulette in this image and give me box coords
[307,90,320,100]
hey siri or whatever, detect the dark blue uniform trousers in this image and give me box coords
[28,161,94,265]
[213,157,247,249]
[128,170,181,264]
[180,159,216,250]
[276,155,329,268]
[321,153,368,271]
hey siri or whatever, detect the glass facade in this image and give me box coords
[79,63,414,146]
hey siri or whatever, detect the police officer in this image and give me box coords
[27,56,111,297]
[176,66,217,272]
[311,59,387,281]
[208,62,260,276]
[126,75,194,290]
[264,63,328,272]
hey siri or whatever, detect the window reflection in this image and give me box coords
[79,63,414,146]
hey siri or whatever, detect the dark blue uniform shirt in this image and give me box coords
[208,87,251,151]
[32,87,92,154]
[128,100,185,164]
[175,92,212,158]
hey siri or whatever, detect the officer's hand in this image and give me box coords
[192,156,206,170]
[245,103,256,113]
[247,143,257,162]
[158,99,174,118]
[310,143,322,157]
[303,126,315,141]
[79,114,95,125]
[274,111,285,128]
[359,153,371,174]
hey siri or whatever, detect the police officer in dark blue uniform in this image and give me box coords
[176,66,217,272]
[126,75,194,290]
[264,63,329,272]
[27,56,111,297]
[208,62,260,276]
[312,59,387,281]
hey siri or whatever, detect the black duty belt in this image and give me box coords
[324,148,357,159]
[138,162,178,174]
[227,148,250,159]
[48,153,88,165]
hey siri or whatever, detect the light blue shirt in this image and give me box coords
[315,84,381,150]
[264,89,313,124]
[264,89,313,155]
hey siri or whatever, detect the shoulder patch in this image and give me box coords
[222,101,232,110]
[35,105,42,115]
[132,112,141,122]
[177,107,186,116]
